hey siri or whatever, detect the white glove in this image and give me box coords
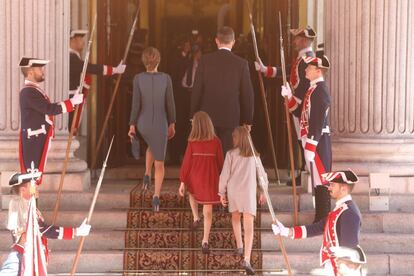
[271,221,290,237]
[281,84,293,99]
[70,93,84,106]
[304,149,315,163]
[75,218,91,237]
[254,57,267,73]
[113,61,126,74]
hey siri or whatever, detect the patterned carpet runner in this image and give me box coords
[123,184,263,274]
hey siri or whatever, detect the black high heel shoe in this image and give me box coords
[242,260,256,275]
[142,175,150,190]
[152,196,160,212]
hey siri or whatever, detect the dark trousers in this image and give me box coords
[215,127,234,155]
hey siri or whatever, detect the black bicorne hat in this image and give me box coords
[290,26,316,38]
[322,169,359,185]
[303,50,330,70]
[19,57,49,68]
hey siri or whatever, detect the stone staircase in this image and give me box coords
[0,166,413,275]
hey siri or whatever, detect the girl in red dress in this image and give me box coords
[179,111,224,254]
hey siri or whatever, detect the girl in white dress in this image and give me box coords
[219,126,267,275]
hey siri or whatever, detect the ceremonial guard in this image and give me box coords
[271,170,365,276]
[18,57,83,182]
[255,26,316,186]
[69,30,126,130]
[281,52,332,222]
[0,171,91,275]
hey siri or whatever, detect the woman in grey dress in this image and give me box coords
[128,47,176,211]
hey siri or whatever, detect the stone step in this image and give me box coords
[261,232,414,254]
[262,252,405,275]
[0,251,123,274]
[260,211,414,234]
[0,230,124,252]
[1,250,413,275]
[0,210,127,231]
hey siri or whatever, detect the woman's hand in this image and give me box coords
[168,123,176,139]
[128,125,136,139]
[220,195,228,207]
[259,193,266,205]
[178,182,185,197]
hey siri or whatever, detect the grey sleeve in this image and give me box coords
[165,74,176,124]
[129,75,141,125]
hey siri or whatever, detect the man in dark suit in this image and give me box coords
[191,26,254,153]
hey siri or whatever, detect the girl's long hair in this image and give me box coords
[233,126,259,157]
[188,111,216,141]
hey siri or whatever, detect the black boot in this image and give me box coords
[313,185,331,223]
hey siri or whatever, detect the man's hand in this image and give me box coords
[113,61,126,74]
[75,218,91,237]
[70,93,84,106]
[271,220,290,237]
[243,124,252,132]
[128,125,136,139]
[281,84,293,99]
[259,193,266,205]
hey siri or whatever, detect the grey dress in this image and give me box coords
[129,72,176,161]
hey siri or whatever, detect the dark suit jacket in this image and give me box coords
[191,49,254,128]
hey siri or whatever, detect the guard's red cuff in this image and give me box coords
[305,138,318,152]
[104,65,113,76]
[266,66,277,78]
[12,244,25,254]
[61,99,74,113]
[83,74,92,89]
[62,227,74,240]
[287,97,298,112]
[292,226,307,239]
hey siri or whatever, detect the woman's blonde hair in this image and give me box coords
[232,126,258,157]
[188,111,216,141]
[142,47,160,71]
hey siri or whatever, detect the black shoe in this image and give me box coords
[242,260,255,275]
[143,175,150,190]
[233,247,243,257]
[191,219,201,230]
[201,242,210,254]
[152,196,160,212]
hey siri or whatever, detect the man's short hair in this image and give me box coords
[216,26,235,44]
[20,67,31,77]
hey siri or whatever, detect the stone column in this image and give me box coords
[324,0,414,181]
[0,0,89,195]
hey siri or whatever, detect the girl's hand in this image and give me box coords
[168,123,176,139]
[128,125,136,139]
[259,193,266,205]
[178,182,185,197]
[220,195,228,207]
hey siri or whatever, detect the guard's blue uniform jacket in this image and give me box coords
[287,77,332,186]
[19,80,74,183]
[264,47,315,139]
[292,195,362,275]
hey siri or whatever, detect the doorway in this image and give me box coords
[90,0,299,170]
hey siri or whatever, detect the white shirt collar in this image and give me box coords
[69,47,81,59]
[219,47,232,52]
[298,46,313,58]
[310,76,324,87]
[24,79,40,88]
[335,194,352,208]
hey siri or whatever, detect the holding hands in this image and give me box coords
[220,195,228,207]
